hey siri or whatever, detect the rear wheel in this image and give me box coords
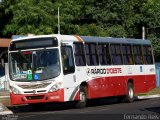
[124,82,134,103]
[76,86,87,108]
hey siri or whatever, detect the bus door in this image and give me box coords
[73,42,87,99]
[61,46,77,101]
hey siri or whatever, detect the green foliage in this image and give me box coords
[77,24,107,37]
[1,0,159,37]
[3,0,57,35]
[148,34,160,62]
[106,25,127,38]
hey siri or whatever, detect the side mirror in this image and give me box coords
[1,59,4,68]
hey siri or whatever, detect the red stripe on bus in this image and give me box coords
[73,74,156,100]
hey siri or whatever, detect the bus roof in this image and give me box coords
[79,36,151,45]
[11,34,151,45]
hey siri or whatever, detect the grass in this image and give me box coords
[136,87,160,96]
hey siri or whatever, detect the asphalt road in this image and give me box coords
[3,97,160,120]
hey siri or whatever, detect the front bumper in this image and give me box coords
[10,89,64,105]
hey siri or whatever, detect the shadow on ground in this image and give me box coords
[145,107,160,114]
[7,97,124,113]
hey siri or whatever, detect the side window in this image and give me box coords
[133,45,143,64]
[110,44,123,65]
[122,45,133,65]
[61,46,75,74]
[73,43,86,66]
[98,43,111,65]
[85,43,99,66]
[143,45,153,64]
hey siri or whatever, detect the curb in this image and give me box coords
[0,103,13,115]
[0,111,13,115]
[136,94,160,100]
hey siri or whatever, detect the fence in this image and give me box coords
[0,63,9,91]
[156,63,160,87]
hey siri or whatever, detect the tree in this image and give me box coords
[142,0,160,61]
[77,24,107,36]
[0,0,160,41]
[0,0,16,37]
[3,0,57,35]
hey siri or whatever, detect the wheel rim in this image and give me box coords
[80,92,86,102]
[129,87,134,99]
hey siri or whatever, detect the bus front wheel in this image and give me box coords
[124,82,134,103]
[76,86,87,108]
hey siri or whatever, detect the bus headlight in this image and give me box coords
[10,86,22,94]
[49,84,59,92]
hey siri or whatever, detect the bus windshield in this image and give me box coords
[9,48,60,81]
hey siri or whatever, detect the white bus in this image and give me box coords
[8,34,156,108]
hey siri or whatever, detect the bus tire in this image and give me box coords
[124,82,134,103]
[76,86,87,108]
